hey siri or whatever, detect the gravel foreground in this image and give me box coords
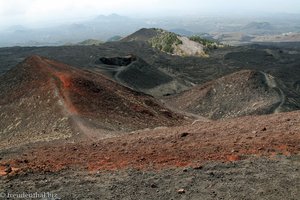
[1,156,299,200]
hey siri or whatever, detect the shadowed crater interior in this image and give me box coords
[96,55,137,66]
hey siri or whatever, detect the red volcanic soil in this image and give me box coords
[0,55,299,180]
[23,55,185,129]
[1,110,299,175]
[0,55,187,148]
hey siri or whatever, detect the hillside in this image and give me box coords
[243,22,275,34]
[1,107,299,199]
[165,70,300,119]
[0,55,186,148]
[121,28,161,42]
[94,54,188,96]
[0,36,300,200]
[122,28,208,56]
[77,39,103,46]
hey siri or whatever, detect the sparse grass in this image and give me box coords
[78,39,103,46]
[189,36,220,51]
[149,31,182,54]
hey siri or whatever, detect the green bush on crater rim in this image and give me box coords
[149,32,183,54]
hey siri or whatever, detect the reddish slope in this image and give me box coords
[0,55,186,148]
[1,110,299,175]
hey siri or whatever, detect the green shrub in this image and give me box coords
[149,32,182,54]
[189,36,219,51]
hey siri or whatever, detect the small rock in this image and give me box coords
[231,149,238,153]
[193,165,203,170]
[261,127,267,131]
[138,157,146,162]
[150,184,158,188]
[5,166,12,174]
[92,143,98,147]
[252,131,257,134]
[180,132,189,137]
[177,189,185,194]
[227,155,241,161]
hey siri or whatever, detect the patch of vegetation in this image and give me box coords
[107,35,122,42]
[189,36,220,51]
[78,39,103,46]
[149,31,182,54]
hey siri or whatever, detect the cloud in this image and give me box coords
[0,0,33,16]
[0,0,299,28]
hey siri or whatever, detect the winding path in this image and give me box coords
[260,71,285,113]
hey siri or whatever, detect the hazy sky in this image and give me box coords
[1,0,300,28]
